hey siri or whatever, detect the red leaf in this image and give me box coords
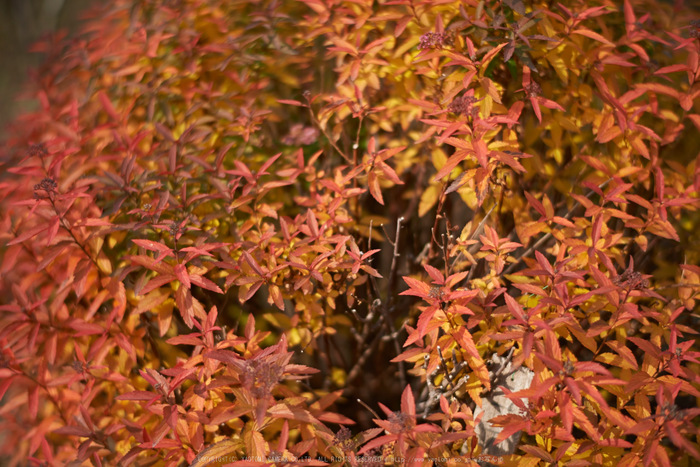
[504,293,526,323]
[133,239,173,253]
[130,254,174,276]
[392,347,424,361]
[28,385,39,420]
[433,150,468,181]
[535,250,555,276]
[558,391,573,434]
[493,420,529,446]
[531,97,542,123]
[242,250,265,277]
[97,90,120,121]
[277,99,306,107]
[473,138,489,168]
[446,289,478,302]
[175,286,196,328]
[174,263,191,289]
[635,83,680,100]
[525,192,546,218]
[367,171,383,205]
[423,264,444,285]
[206,349,244,368]
[358,434,398,455]
[189,275,223,294]
[400,276,431,299]
[452,327,479,359]
[166,334,204,346]
[7,224,49,246]
[306,209,319,237]
[597,438,634,448]
[0,377,15,400]
[400,385,415,416]
[416,307,439,339]
[78,218,113,227]
[539,97,565,111]
[480,42,509,69]
[140,274,176,295]
[46,216,60,245]
[654,64,689,75]
[54,426,93,437]
[317,412,356,424]
[241,280,264,301]
[623,0,636,32]
[69,320,105,336]
[628,337,661,359]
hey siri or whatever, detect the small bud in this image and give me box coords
[524,82,542,98]
[33,177,58,198]
[28,143,48,159]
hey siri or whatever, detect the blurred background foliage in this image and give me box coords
[0,0,102,138]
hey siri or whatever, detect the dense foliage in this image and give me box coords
[1,0,699,465]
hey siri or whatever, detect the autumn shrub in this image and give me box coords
[1,0,700,465]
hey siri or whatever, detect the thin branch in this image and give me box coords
[387,216,404,308]
[305,96,352,164]
[504,178,612,275]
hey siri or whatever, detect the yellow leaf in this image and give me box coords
[634,235,648,251]
[510,455,541,467]
[482,94,493,119]
[458,185,478,211]
[96,251,113,275]
[331,367,347,386]
[419,184,441,217]
[189,439,241,467]
[559,116,580,133]
[596,352,636,370]
[431,147,448,170]
[157,300,174,337]
[546,51,569,83]
[173,121,186,141]
[536,433,552,451]
[464,373,483,408]
[262,312,292,329]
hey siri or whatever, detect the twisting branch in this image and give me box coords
[420,347,470,417]
[451,203,496,268]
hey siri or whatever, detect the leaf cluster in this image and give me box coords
[1,0,699,466]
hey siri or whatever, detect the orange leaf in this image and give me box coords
[572,28,615,46]
[7,224,49,246]
[174,263,191,289]
[368,172,383,205]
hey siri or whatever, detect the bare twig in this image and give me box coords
[427,183,448,260]
[386,216,404,308]
[357,398,381,420]
[450,203,495,271]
